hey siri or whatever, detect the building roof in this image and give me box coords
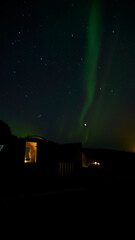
[25,136,47,142]
[24,136,58,146]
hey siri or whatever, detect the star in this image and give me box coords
[68,90,72,95]
[11,41,15,46]
[37,114,42,119]
[110,89,117,96]
[12,70,17,74]
[25,94,28,98]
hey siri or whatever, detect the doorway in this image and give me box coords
[24,142,37,163]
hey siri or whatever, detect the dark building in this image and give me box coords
[58,143,82,177]
[23,136,82,179]
[0,135,82,194]
[23,136,59,181]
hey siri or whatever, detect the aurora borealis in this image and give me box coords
[1,0,135,152]
[79,0,102,135]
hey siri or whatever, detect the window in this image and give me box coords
[24,142,37,163]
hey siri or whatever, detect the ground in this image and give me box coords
[0,168,135,236]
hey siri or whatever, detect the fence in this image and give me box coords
[59,161,75,177]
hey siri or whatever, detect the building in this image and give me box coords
[58,143,82,177]
[23,136,82,178]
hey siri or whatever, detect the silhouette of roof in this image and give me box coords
[24,136,58,145]
[25,136,47,142]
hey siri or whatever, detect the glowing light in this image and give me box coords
[94,161,100,166]
[90,161,101,166]
[24,142,37,163]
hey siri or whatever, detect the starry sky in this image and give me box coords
[1,0,135,152]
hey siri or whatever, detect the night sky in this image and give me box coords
[1,0,135,152]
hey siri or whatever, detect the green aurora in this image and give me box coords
[2,1,135,152]
[80,0,102,125]
[67,0,103,144]
[68,0,130,151]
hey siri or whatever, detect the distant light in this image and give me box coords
[87,161,101,168]
[92,161,101,166]
[84,123,87,127]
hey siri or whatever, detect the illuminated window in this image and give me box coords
[24,142,37,163]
